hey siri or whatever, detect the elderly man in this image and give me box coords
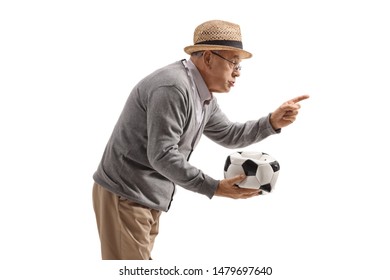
[92,19,309,260]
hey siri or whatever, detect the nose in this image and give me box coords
[232,69,240,77]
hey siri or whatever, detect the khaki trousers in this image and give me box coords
[92,182,161,260]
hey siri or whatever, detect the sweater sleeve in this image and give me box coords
[146,85,219,198]
[203,101,280,148]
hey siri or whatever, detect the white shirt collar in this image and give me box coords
[186,59,213,104]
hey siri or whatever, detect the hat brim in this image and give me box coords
[184,44,252,59]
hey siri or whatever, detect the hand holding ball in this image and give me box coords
[224,151,280,194]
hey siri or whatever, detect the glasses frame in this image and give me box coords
[210,51,242,72]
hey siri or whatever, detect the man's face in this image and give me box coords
[205,50,242,93]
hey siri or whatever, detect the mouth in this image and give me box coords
[228,81,235,87]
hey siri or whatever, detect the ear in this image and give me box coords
[202,51,213,68]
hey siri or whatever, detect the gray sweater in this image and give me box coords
[93,60,279,211]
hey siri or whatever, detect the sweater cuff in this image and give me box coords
[198,174,219,199]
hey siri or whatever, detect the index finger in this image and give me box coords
[289,94,310,104]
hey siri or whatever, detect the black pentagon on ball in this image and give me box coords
[260,183,272,193]
[224,156,231,172]
[242,159,258,176]
[269,161,280,172]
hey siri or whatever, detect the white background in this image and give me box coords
[1,0,389,279]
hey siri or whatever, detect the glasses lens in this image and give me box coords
[212,51,241,71]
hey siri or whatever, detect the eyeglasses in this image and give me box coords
[210,51,242,72]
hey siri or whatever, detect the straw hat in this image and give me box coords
[184,20,252,59]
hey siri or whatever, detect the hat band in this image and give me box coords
[195,40,243,49]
